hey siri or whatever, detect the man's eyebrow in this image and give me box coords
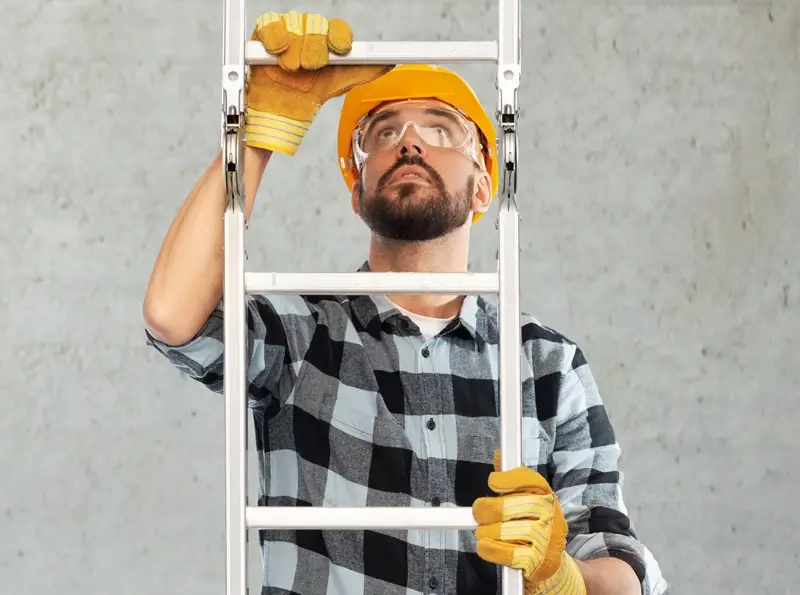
[364,107,461,136]
[423,108,461,123]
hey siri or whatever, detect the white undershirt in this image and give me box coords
[391,302,455,340]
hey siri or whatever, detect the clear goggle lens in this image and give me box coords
[352,104,480,168]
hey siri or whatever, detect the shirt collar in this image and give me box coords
[350,261,493,344]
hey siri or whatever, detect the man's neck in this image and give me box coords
[367,232,469,319]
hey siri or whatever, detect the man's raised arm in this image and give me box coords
[142,147,271,346]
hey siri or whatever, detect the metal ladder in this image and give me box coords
[220,0,522,593]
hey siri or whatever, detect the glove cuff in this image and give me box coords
[244,106,319,156]
[525,552,587,595]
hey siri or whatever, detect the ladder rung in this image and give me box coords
[246,506,476,530]
[245,272,499,295]
[245,40,498,65]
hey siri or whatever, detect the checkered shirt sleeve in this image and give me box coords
[548,337,668,595]
[144,295,318,406]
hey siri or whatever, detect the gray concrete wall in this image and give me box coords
[2,0,798,593]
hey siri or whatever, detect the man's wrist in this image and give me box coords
[244,144,273,165]
[244,106,318,155]
[574,556,642,595]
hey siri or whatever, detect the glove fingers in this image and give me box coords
[261,22,289,55]
[473,493,556,524]
[327,17,353,55]
[490,450,554,495]
[300,13,330,70]
[488,467,553,495]
[254,12,289,55]
[274,11,305,71]
[472,496,505,525]
[476,520,551,551]
[283,10,305,36]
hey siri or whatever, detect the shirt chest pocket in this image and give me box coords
[303,392,415,507]
[468,428,550,472]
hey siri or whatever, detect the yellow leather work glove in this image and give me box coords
[244,10,393,155]
[473,451,587,595]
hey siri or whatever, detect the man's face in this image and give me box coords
[352,100,490,242]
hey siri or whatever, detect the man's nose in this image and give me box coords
[394,123,427,159]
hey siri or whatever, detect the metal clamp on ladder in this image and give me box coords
[221,1,522,594]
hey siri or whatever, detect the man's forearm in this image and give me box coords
[143,146,271,345]
[576,557,641,595]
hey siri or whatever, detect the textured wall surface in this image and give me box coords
[2,1,798,594]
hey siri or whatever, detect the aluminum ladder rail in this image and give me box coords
[220,1,522,593]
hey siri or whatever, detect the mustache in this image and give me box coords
[377,154,444,189]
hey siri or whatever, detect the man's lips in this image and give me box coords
[390,165,430,183]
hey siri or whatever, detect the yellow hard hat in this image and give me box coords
[337,64,499,223]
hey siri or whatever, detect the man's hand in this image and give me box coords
[244,10,393,156]
[472,451,587,595]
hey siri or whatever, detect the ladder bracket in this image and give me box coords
[222,65,246,213]
[500,119,518,204]
[496,64,520,204]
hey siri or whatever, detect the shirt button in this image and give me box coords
[428,577,438,590]
[426,418,436,430]
[421,347,430,357]
[431,497,441,507]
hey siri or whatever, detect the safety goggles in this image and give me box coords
[351,100,482,169]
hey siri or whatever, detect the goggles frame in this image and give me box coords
[350,99,484,170]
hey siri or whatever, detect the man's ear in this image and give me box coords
[471,169,493,214]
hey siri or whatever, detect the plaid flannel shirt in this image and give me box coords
[146,263,667,595]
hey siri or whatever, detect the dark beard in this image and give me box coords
[357,155,473,242]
